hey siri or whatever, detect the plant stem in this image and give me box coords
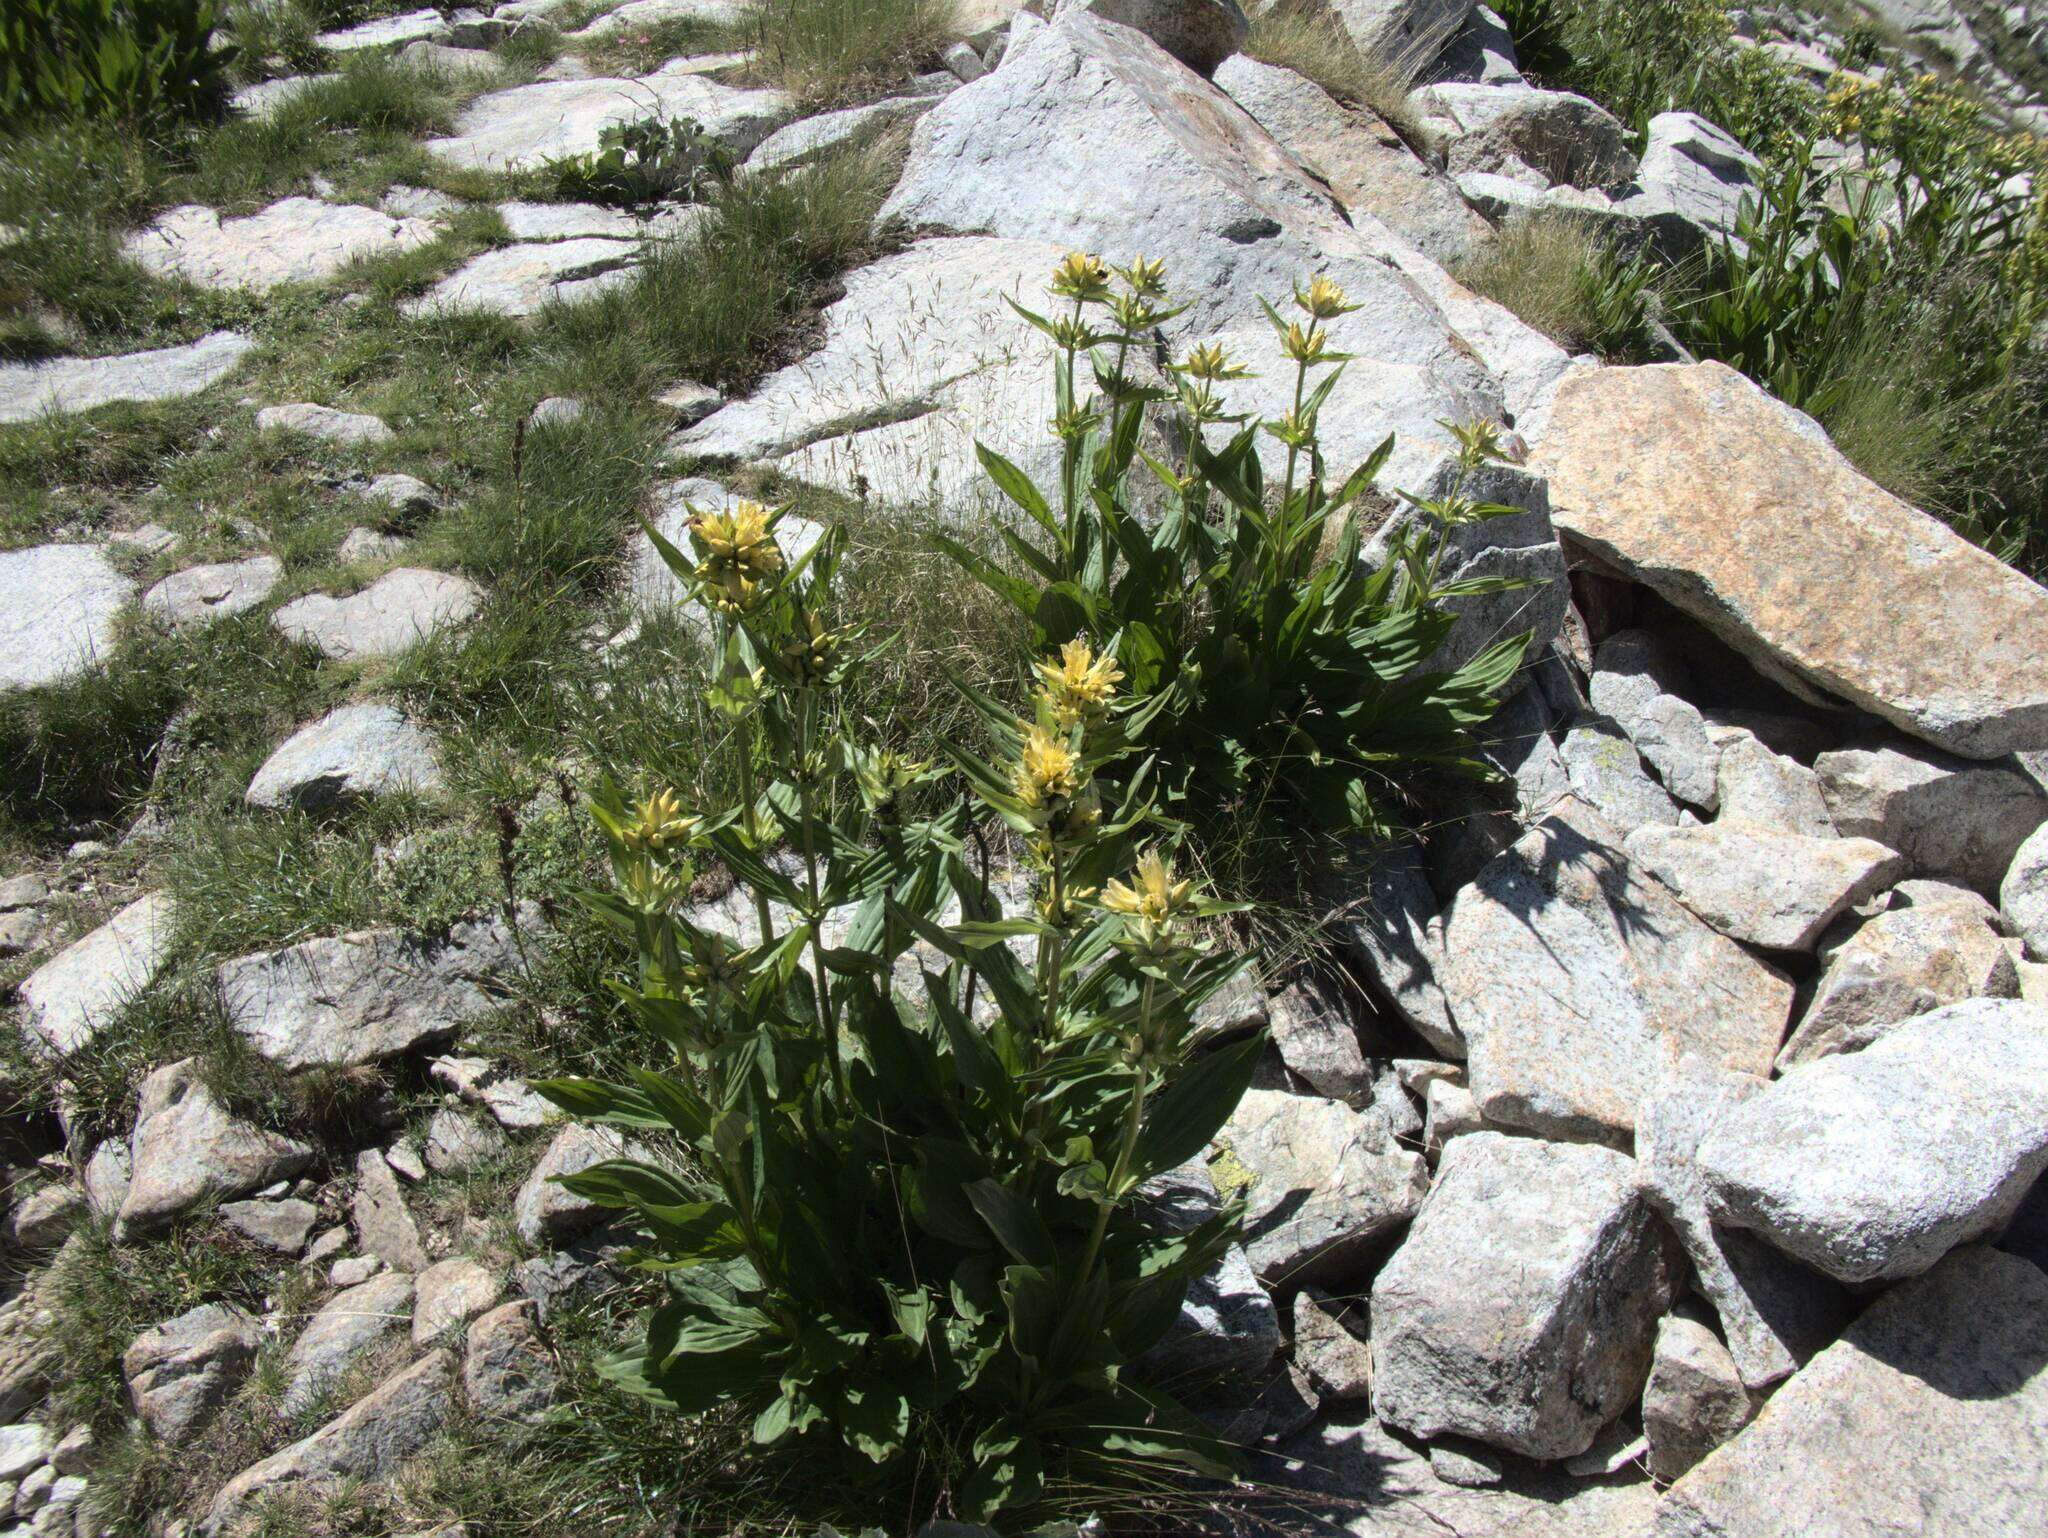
[1074,979,1156,1294]
[795,688,844,1104]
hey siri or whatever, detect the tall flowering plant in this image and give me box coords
[535,493,1268,1521]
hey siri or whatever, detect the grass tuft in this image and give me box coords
[745,0,957,108]
[1245,0,1430,142]
[1452,211,1657,357]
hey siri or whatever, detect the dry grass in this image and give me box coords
[1244,0,1431,142]
[746,0,958,108]
[1452,211,1653,356]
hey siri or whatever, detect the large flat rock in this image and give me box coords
[0,543,132,691]
[19,891,176,1057]
[0,331,254,423]
[245,702,443,811]
[124,199,436,292]
[1442,797,1795,1144]
[1533,362,2048,759]
[424,63,792,172]
[400,236,641,317]
[272,567,483,661]
[217,912,528,1069]
[1651,1246,2048,1537]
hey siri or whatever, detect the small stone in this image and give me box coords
[1699,999,2048,1284]
[15,1463,53,1512]
[1817,742,2047,892]
[80,1140,131,1220]
[941,39,987,80]
[1328,842,1460,1058]
[1138,1165,1280,1381]
[1393,1059,1462,1099]
[47,1425,91,1476]
[1564,1423,1648,1477]
[1622,822,1906,951]
[404,238,639,317]
[142,556,282,629]
[1371,1131,1677,1460]
[423,1107,508,1174]
[328,1256,382,1288]
[0,1425,49,1480]
[384,1142,428,1183]
[1712,729,1833,835]
[363,472,439,516]
[1423,1078,1482,1155]
[272,567,482,661]
[464,1300,558,1420]
[1213,1087,1428,1284]
[1590,630,1720,809]
[4,1185,81,1251]
[428,1056,557,1130]
[1291,1288,1372,1403]
[245,703,442,811]
[1266,971,1371,1099]
[218,1197,318,1254]
[0,873,47,910]
[117,1059,314,1240]
[653,379,722,425]
[303,1226,348,1266]
[353,1149,428,1272]
[412,1258,502,1346]
[255,402,394,445]
[1642,1314,1754,1483]
[526,396,585,429]
[1429,1439,1506,1487]
[337,526,409,565]
[281,1273,413,1415]
[123,1303,262,1444]
[106,523,179,558]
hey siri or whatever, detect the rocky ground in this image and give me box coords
[1,0,2046,1534]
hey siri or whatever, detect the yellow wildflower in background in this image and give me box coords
[622,787,698,853]
[1049,251,1113,304]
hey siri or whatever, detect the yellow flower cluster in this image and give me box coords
[622,786,698,854]
[690,500,784,615]
[1012,724,1082,807]
[1033,639,1123,726]
[1101,847,1199,959]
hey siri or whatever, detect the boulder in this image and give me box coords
[1213,1087,1429,1283]
[206,1350,456,1533]
[1621,822,1906,951]
[425,64,793,172]
[1327,841,1460,1057]
[245,703,443,811]
[281,1272,415,1415]
[116,1058,314,1240]
[1614,111,1763,255]
[1214,55,1489,264]
[18,891,175,1057]
[1370,1131,1676,1459]
[1049,0,1249,75]
[400,238,641,318]
[0,544,132,693]
[315,6,451,50]
[464,1300,559,1420]
[256,401,394,445]
[126,200,435,292]
[1636,1061,1850,1390]
[123,1303,263,1445]
[1557,721,1682,835]
[1712,728,1833,835]
[412,1258,502,1346]
[1533,363,2048,760]
[1420,2,1519,84]
[273,568,483,661]
[2003,820,2048,960]
[142,555,283,629]
[1588,629,1719,809]
[1642,1314,1754,1483]
[1777,900,2017,1068]
[1699,999,2048,1284]
[1442,799,1794,1144]
[1650,1246,2048,1537]
[217,910,527,1069]
[1815,742,2047,892]
[1417,83,1635,188]
[1319,0,1474,70]
[354,1149,429,1272]
[0,332,255,424]
[875,10,1536,495]
[515,1125,632,1247]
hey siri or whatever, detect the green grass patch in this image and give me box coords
[1452,211,1658,357]
[743,0,957,107]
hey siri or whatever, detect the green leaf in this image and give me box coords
[977,441,1057,534]
[965,1178,1056,1267]
[1131,1032,1265,1181]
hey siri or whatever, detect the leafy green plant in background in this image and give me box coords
[547,113,731,207]
[1,0,237,127]
[535,492,1264,1522]
[941,256,1530,847]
